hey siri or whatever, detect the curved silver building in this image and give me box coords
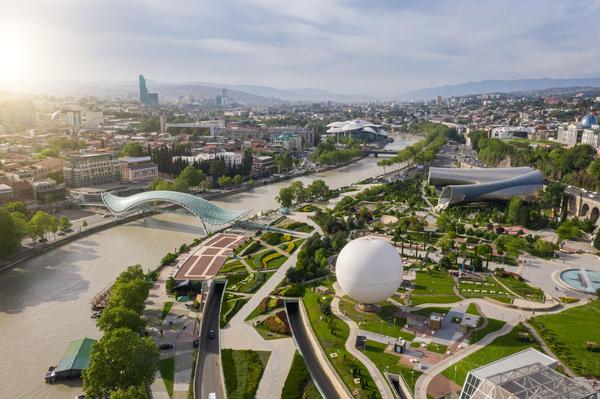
[428,167,543,208]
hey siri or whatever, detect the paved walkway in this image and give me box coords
[221,249,301,399]
[331,283,397,399]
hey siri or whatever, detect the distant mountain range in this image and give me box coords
[34,76,600,104]
[398,77,600,100]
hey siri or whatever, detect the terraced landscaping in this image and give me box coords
[494,275,545,302]
[458,276,512,304]
[222,349,270,399]
[221,293,250,327]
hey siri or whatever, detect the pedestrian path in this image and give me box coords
[331,283,396,399]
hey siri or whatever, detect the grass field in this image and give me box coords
[441,323,538,386]
[222,349,270,399]
[469,318,506,344]
[466,303,480,316]
[158,357,175,398]
[530,300,600,377]
[281,351,322,399]
[303,291,381,398]
[495,275,545,302]
[340,297,413,339]
[410,269,461,305]
[427,342,448,354]
[459,276,512,304]
[363,340,422,395]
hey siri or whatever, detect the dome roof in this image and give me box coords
[580,113,598,129]
[335,237,403,304]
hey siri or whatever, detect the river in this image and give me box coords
[0,135,416,398]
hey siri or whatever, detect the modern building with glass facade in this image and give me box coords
[460,349,596,399]
[139,75,158,106]
[428,167,543,208]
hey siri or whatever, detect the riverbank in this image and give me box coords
[0,155,371,272]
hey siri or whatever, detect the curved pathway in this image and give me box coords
[331,283,397,399]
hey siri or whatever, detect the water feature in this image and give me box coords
[559,268,600,294]
[0,136,417,398]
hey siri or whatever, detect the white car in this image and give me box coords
[208,393,217,399]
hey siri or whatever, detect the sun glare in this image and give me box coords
[0,34,31,88]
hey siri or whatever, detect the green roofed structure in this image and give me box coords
[45,338,96,383]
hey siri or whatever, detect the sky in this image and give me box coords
[2,0,600,96]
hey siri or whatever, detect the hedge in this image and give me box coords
[281,352,312,399]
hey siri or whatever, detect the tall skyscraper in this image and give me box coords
[138,75,159,106]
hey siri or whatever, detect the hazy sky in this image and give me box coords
[2,0,600,95]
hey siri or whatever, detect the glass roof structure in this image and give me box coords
[428,167,543,208]
[101,191,249,231]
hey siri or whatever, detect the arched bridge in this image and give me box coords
[101,190,249,233]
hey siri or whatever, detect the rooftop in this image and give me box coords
[55,337,96,373]
[470,348,556,380]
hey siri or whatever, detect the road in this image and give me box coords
[195,281,226,399]
[285,301,343,399]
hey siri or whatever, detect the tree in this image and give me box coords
[556,219,581,240]
[110,385,147,399]
[140,116,160,132]
[275,151,294,172]
[108,278,150,315]
[119,142,145,157]
[4,201,28,218]
[218,175,233,188]
[232,174,243,186]
[438,255,452,269]
[97,305,145,332]
[506,197,527,225]
[178,165,205,187]
[82,220,88,228]
[82,328,159,398]
[28,211,56,239]
[0,209,21,260]
[308,180,331,200]
[59,216,72,232]
[277,186,294,208]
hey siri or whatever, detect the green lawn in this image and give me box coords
[303,291,381,398]
[158,357,175,398]
[264,252,288,269]
[495,275,545,302]
[410,269,461,305]
[459,276,512,304]
[469,318,506,344]
[441,323,538,386]
[427,342,448,354]
[340,297,413,339]
[466,303,480,316]
[530,300,600,377]
[281,351,322,399]
[363,340,422,395]
[222,349,270,399]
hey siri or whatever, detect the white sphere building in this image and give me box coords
[335,237,403,304]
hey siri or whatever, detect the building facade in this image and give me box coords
[119,156,158,182]
[63,153,121,188]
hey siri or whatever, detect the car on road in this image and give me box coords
[208,393,217,399]
[159,343,174,350]
[57,231,65,236]
[207,329,216,339]
[38,237,48,243]
[193,338,199,348]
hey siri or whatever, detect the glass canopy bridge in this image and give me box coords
[101,190,250,234]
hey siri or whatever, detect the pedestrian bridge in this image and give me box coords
[101,190,249,232]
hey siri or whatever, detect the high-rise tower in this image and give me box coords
[138,75,158,106]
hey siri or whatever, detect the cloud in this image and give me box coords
[2,0,600,95]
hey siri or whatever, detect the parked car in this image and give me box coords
[208,393,217,399]
[159,343,174,350]
[57,231,65,236]
[38,237,48,243]
[207,329,216,339]
[193,338,199,348]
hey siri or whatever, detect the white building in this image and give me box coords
[119,156,158,183]
[175,151,243,167]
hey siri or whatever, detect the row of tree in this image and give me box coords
[309,142,361,165]
[276,180,331,208]
[83,265,158,398]
[0,202,73,261]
